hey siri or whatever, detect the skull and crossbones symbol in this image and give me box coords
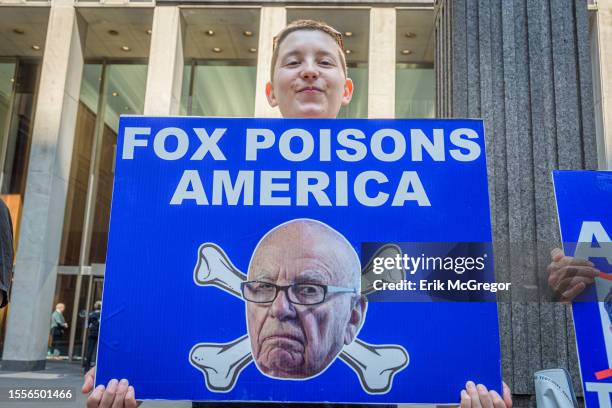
[189,219,409,395]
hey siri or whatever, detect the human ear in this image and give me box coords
[266,82,278,108]
[344,295,367,345]
[341,78,354,106]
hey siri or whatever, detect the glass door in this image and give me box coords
[55,61,147,360]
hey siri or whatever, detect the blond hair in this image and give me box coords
[270,19,348,80]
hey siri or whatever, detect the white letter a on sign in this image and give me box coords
[574,221,612,264]
[170,170,208,205]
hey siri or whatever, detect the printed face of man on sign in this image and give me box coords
[244,220,367,378]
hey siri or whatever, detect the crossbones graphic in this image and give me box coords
[189,235,409,395]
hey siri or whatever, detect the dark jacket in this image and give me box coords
[0,198,13,308]
[87,310,101,338]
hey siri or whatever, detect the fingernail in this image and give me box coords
[491,390,501,398]
[107,379,118,391]
[588,261,595,267]
[466,380,475,389]
[477,384,486,392]
[120,379,128,386]
[95,385,105,392]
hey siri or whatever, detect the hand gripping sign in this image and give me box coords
[189,220,409,394]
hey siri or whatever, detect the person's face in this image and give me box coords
[266,30,353,119]
[58,304,65,313]
[246,226,362,378]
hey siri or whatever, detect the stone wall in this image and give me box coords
[435,0,598,405]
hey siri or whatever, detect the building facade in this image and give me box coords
[0,0,610,406]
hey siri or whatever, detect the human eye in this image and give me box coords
[283,58,301,67]
[319,57,336,67]
[253,281,275,291]
[295,284,322,297]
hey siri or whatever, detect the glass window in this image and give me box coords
[57,62,147,359]
[182,61,256,117]
[60,64,102,266]
[1,61,40,195]
[180,64,192,116]
[338,66,368,119]
[0,63,15,154]
[395,66,435,118]
[90,64,147,264]
[103,65,147,132]
[49,275,77,357]
[59,63,147,266]
[396,9,435,119]
[180,8,260,117]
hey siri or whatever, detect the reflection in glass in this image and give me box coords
[395,67,435,118]
[0,63,15,160]
[72,274,91,359]
[180,64,192,116]
[1,62,40,195]
[103,65,147,132]
[338,66,368,119]
[181,62,256,117]
[59,64,102,266]
[59,63,147,266]
[57,62,147,360]
[90,64,147,264]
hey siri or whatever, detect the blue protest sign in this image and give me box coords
[96,117,502,404]
[553,171,612,407]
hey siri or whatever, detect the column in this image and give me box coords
[254,6,286,118]
[435,0,597,402]
[368,7,396,118]
[592,0,612,169]
[2,0,86,370]
[144,6,184,116]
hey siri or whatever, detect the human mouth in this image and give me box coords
[297,86,324,94]
[263,333,304,344]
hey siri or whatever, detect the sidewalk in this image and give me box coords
[0,359,190,407]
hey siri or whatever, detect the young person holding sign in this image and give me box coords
[82,20,512,408]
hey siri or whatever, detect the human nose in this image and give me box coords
[268,288,297,320]
[300,59,319,81]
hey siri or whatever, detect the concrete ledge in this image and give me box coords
[0,359,46,371]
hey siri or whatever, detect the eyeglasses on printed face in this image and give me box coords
[241,280,357,306]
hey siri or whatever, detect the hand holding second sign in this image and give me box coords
[547,248,599,302]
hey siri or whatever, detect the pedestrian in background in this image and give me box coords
[49,303,68,357]
[84,301,102,372]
